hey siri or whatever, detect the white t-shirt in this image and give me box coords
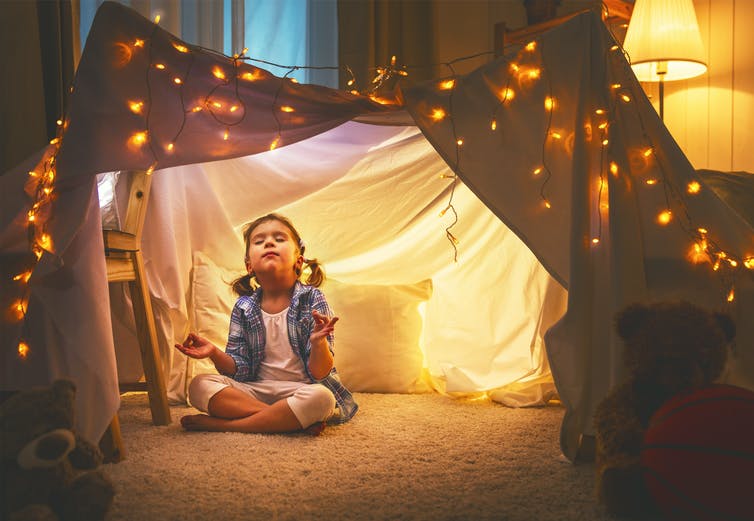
[257,307,308,382]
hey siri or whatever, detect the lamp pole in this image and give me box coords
[656,60,667,121]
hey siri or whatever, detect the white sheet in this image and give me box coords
[110,122,566,407]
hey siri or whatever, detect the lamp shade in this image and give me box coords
[623,0,707,82]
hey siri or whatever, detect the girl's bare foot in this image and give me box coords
[180,414,226,431]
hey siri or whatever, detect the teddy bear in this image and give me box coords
[593,300,735,518]
[0,379,115,521]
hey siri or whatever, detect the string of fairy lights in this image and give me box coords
[9,10,754,361]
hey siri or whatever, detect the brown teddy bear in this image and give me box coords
[0,379,115,521]
[593,301,735,518]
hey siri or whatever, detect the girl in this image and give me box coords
[175,213,357,434]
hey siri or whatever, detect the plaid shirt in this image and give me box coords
[225,280,358,424]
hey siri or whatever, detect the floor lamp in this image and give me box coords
[622,0,707,121]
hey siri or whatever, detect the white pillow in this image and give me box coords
[190,252,432,393]
[189,252,243,378]
[322,278,432,393]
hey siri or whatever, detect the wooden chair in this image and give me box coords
[100,170,171,461]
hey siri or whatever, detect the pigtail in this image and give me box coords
[303,257,325,287]
[231,273,256,296]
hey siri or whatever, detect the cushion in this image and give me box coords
[321,278,432,393]
[190,251,433,393]
[189,252,244,378]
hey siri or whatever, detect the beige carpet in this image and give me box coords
[103,392,616,521]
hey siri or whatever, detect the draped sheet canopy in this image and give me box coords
[2,2,752,460]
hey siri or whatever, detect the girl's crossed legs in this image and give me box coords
[183,374,335,433]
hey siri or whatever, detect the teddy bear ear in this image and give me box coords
[615,303,651,339]
[714,312,736,342]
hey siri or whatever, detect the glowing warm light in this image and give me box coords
[456,139,464,146]
[439,206,450,217]
[280,106,295,113]
[610,45,619,51]
[430,108,446,121]
[525,41,537,51]
[533,167,542,176]
[18,342,30,359]
[212,101,222,108]
[592,238,600,244]
[509,63,519,73]
[27,211,36,223]
[611,83,621,89]
[526,68,541,80]
[38,234,52,250]
[134,39,144,48]
[688,239,709,264]
[543,200,552,209]
[129,131,148,147]
[643,148,653,157]
[698,228,708,234]
[50,138,60,145]
[657,210,672,225]
[490,119,497,130]
[173,77,183,84]
[230,105,239,112]
[727,288,735,302]
[155,63,166,70]
[290,78,299,84]
[602,138,609,146]
[609,162,619,176]
[166,143,174,152]
[645,178,658,185]
[687,181,701,194]
[501,88,515,101]
[191,106,203,113]
[128,101,144,114]
[212,67,227,80]
[270,136,280,151]
[172,42,189,53]
[598,122,608,130]
[729,259,738,267]
[56,119,63,126]
[28,170,38,177]
[223,129,229,141]
[154,14,161,24]
[347,79,355,86]
[551,132,562,139]
[439,79,455,90]
[620,94,631,103]
[13,271,32,283]
[544,96,555,111]
[146,162,157,175]
[743,257,754,269]
[595,109,606,115]
[241,71,260,81]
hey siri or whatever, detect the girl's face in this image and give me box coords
[245,219,303,278]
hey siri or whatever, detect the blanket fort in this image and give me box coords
[1,2,752,459]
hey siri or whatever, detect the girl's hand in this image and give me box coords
[174,333,215,359]
[310,310,338,344]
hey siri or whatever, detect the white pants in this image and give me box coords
[188,374,336,429]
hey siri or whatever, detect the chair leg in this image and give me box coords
[129,251,171,426]
[100,415,126,463]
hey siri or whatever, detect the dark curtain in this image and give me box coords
[337,0,435,91]
[0,0,75,175]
